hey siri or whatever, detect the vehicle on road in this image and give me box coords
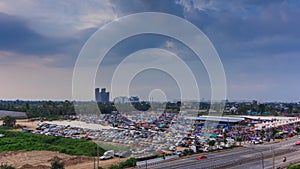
[295,141,300,145]
[196,155,208,160]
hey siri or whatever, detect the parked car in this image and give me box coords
[173,150,182,156]
[183,148,194,154]
[217,145,223,150]
[295,141,300,145]
[252,139,262,144]
[100,150,114,160]
[169,146,176,151]
[203,146,212,152]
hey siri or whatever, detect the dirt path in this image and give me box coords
[15,119,40,130]
[0,150,128,169]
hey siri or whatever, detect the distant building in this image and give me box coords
[252,100,258,106]
[129,96,139,103]
[95,88,110,103]
[95,88,100,102]
[113,96,129,104]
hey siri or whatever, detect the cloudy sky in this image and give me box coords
[0,0,299,102]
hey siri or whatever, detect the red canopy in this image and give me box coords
[142,123,149,127]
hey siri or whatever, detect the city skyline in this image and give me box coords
[0,1,300,102]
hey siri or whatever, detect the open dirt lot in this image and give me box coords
[15,119,40,130]
[0,119,39,130]
[0,150,128,169]
[0,120,129,168]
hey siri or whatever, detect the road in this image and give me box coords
[232,148,300,169]
[140,137,300,169]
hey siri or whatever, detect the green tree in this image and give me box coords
[260,130,265,138]
[236,137,243,146]
[50,160,64,169]
[25,102,30,110]
[2,116,16,127]
[258,104,265,114]
[208,140,216,147]
[266,105,278,116]
[271,127,278,140]
[288,104,293,113]
[223,133,228,144]
[237,104,251,115]
[296,127,300,134]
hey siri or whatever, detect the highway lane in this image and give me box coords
[147,147,273,169]
[143,137,300,169]
[232,147,300,169]
[147,148,266,169]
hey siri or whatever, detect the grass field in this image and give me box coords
[0,127,104,156]
[97,142,131,152]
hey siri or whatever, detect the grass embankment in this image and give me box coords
[97,142,130,152]
[0,127,104,156]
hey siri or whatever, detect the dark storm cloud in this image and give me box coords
[0,12,64,55]
[107,0,299,61]
[183,0,300,56]
[0,12,97,67]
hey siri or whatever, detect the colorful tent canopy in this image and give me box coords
[203,133,217,138]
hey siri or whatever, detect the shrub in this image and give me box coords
[107,158,137,169]
[288,164,300,169]
[2,116,16,127]
[108,164,121,169]
[50,160,64,169]
[0,164,16,169]
[119,158,137,168]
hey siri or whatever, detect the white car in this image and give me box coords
[217,145,223,150]
[169,146,176,151]
[100,154,113,160]
[252,140,262,144]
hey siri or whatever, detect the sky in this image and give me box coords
[0,0,299,102]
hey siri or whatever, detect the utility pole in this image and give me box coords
[261,152,264,169]
[94,156,96,169]
[145,159,147,169]
[97,144,99,168]
[272,147,275,169]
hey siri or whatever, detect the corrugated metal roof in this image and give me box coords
[0,110,27,118]
[185,116,244,123]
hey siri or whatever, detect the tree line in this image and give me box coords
[0,100,75,118]
[1,100,299,118]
